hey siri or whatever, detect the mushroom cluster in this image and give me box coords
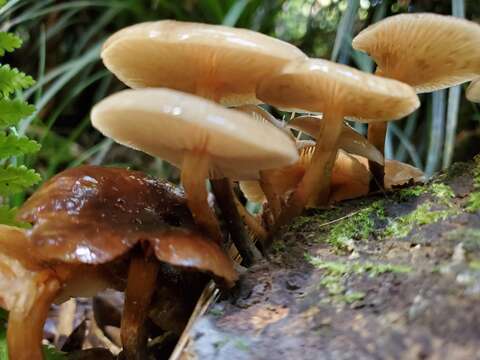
[0,166,236,360]
[2,13,475,359]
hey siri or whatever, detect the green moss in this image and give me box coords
[306,255,411,304]
[287,216,311,232]
[466,155,480,213]
[466,192,480,213]
[469,260,480,271]
[445,228,480,257]
[394,185,427,201]
[323,200,385,251]
[430,183,455,204]
[384,202,457,239]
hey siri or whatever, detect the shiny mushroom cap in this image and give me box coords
[91,88,299,180]
[288,115,384,164]
[17,165,194,264]
[102,20,307,105]
[352,13,480,93]
[256,58,419,121]
[466,78,480,103]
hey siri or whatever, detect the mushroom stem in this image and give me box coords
[367,121,387,190]
[210,178,262,266]
[7,275,60,360]
[259,170,282,220]
[121,253,159,360]
[232,194,268,243]
[181,151,223,245]
[272,109,344,235]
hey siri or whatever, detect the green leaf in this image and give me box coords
[0,205,29,227]
[0,33,22,57]
[0,165,41,195]
[0,65,35,97]
[0,324,7,360]
[42,345,66,360]
[0,99,35,128]
[0,131,40,158]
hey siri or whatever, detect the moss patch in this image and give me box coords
[322,201,385,251]
[306,255,411,304]
[384,202,457,239]
[466,155,480,212]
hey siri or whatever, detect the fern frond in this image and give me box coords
[0,32,22,57]
[0,99,35,127]
[0,165,41,195]
[0,131,40,158]
[0,65,35,97]
[0,205,29,228]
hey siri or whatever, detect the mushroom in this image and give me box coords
[354,157,425,189]
[240,146,371,207]
[0,225,116,360]
[101,20,307,105]
[466,78,480,103]
[256,58,419,228]
[352,13,480,187]
[13,165,237,360]
[91,88,298,263]
[288,115,384,165]
[384,159,426,189]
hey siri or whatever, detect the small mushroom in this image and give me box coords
[352,13,480,187]
[288,115,384,165]
[101,20,307,105]
[257,58,419,229]
[0,225,114,360]
[466,78,480,103]
[12,165,237,360]
[240,146,371,207]
[384,159,426,189]
[91,88,298,262]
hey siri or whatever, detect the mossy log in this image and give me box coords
[181,158,480,359]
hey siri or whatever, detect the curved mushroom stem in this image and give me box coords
[7,275,60,360]
[367,121,387,191]
[271,109,344,237]
[232,194,268,243]
[181,151,223,245]
[121,253,159,360]
[210,178,262,266]
[259,170,282,221]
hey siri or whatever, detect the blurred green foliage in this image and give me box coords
[2,0,479,195]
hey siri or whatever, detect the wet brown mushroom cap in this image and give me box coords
[102,20,307,105]
[17,165,194,264]
[466,78,480,103]
[352,13,480,93]
[151,228,238,287]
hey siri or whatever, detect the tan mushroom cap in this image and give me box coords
[91,88,299,180]
[256,58,419,121]
[466,78,480,103]
[352,13,480,93]
[102,20,307,105]
[288,115,384,164]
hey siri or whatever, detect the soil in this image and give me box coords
[183,159,480,360]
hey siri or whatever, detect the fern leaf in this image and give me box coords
[0,165,41,195]
[0,132,40,158]
[0,65,35,97]
[0,99,35,128]
[0,33,22,57]
[0,206,29,228]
